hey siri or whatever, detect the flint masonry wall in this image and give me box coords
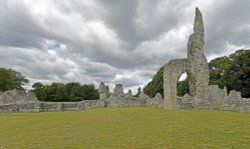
[1,93,249,113]
[0,86,163,112]
[0,98,161,112]
[0,87,249,113]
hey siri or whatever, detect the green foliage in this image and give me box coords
[143,66,164,98]
[177,80,189,96]
[82,84,99,100]
[227,50,250,97]
[32,82,47,101]
[209,49,250,97]
[1,108,250,148]
[0,68,28,91]
[32,82,99,102]
[209,56,232,88]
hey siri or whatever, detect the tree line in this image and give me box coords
[143,49,250,98]
[32,82,99,102]
[0,68,99,101]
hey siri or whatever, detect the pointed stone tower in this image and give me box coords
[187,8,209,99]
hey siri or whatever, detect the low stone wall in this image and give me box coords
[172,87,250,112]
[0,90,39,105]
[0,100,109,112]
[0,97,163,112]
[178,97,250,112]
[0,95,250,113]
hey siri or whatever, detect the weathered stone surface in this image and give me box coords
[0,104,19,112]
[145,93,163,108]
[0,90,39,105]
[154,93,162,100]
[163,8,209,110]
[19,103,41,112]
[127,90,132,95]
[105,98,145,108]
[125,90,133,98]
[105,85,110,98]
[224,90,242,102]
[181,93,194,103]
[98,82,109,99]
[112,84,124,98]
[139,90,150,100]
[208,85,227,103]
[164,59,188,109]
[82,100,105,109]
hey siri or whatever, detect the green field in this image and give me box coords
[0,107,250,149]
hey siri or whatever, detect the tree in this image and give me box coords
[209,56,232,89]
[0,68,28,91]
[209,49,250,97]
[32,82,47,101]
[227,50,250,97]
[143,66,164,98]
[82,84,99,100]
[70,83,83,101]
[177,80,189,97]
[9,69,29,90]
[54,83,68,101]
[32,82,100,102]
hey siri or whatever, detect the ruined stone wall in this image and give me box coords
[1,94,249,113]
[0,90,39,105]
[0,82,160,112]
[178,89,250,112]
[0,98,163,112]
[0,85,249,113]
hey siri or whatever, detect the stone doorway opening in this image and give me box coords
[177,72,189,97]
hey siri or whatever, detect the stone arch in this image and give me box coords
[163,59,188,110]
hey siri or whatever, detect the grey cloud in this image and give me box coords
[99,0,139,49]
[204,0,250,56]
[0,1,45,49]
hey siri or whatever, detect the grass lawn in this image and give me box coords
[0,107,250,149]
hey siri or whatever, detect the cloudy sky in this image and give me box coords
[0,0,249,93]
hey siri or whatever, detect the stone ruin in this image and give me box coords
[163,8,249,111]
[0,90,39,105]
[0,8,249,113]
[96,82,163,108]
[163,8,209,110]
[0,82,165,112]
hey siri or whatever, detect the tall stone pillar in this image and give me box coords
[187,8,209,99]
[113,84,124,98]
[98,82,108,99]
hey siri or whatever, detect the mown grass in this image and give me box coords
[0,107,250,149]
